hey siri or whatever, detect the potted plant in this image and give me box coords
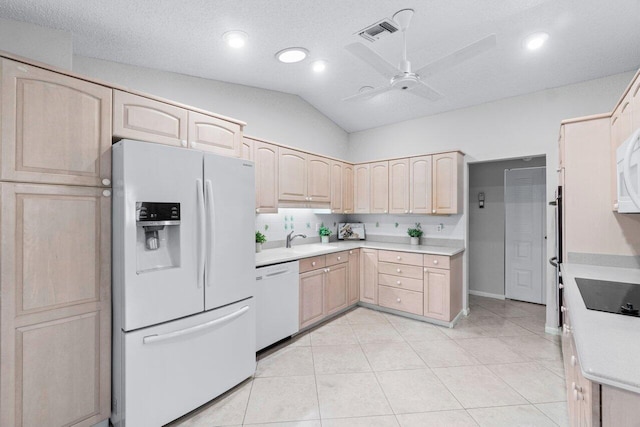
[407,223,423,245]
[255,231,267,253]
[318,224,332,244]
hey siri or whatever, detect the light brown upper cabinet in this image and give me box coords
[1,59,112,187]
[241,136,253,161]
[354,163,370,213]
[278,148,331,205]
[409,155,433,214]
[252,139,279,214]
[432,152,463,214]
[330,161,343,213]
[370,161,389,214]
[113,90,188,147]
[389,158,410,214]
[610,96,633,210]
[343,164,355,214]
[187,111,241,157]
[632,76,640,130]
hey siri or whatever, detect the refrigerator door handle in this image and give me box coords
[549,256,558,268]
[205,179,215,287]
[196,179,206,289]
[142,305,250,344]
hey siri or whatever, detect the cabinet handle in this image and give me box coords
[424,267,427,272]
[349,250,353,254]
[309,197,313,201]
[405,210,408,213]
[181,140,187,147]
[432,209,436,213]
[102,190,111,197]
[384,210,388,213]
[396,268,401,273]
[396,280,401,285]
[397,256,401,260]
[396,298,401,303]
[337,256,341,261]
[561,306,567,313]
[256,208,260,213]
[102,178,111,186]
[571,355,576,366]
[312,262,316,266]
[559,283,564,289]
[433,260,439,265]
[409,210,412,213]
[190,141,197,148]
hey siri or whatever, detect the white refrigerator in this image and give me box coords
[111,140,256,427]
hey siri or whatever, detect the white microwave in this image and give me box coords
[617,128,640,213]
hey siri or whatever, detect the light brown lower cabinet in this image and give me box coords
[0,182,111,427]
[299,269,325,329]
[347,249,360,305]
[360,248,378,304]
[325,263,348,316]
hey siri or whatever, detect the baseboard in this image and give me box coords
[469,290,506,300]
[545,325,561,336]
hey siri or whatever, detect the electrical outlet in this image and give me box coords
[315,223,319,231]
[437,223,444,232]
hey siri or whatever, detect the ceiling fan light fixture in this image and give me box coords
[276,47,308,63]
[223,30,248,49]
[524,32,549,51]
[311,60,327,73]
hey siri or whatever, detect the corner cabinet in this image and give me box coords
[432,152,463,214]
[343,164,355,214]
[360,249,378,304]
[330,161,343,213]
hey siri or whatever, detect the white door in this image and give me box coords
[113,140,204,331]
[504,167,546,304]
[204,154,256,310]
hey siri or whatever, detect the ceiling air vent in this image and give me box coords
[357,18,398,42]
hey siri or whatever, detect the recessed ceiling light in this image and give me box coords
[524,32,549,50]
[276,47,308,63]
[311,60,327,73]
[223,30,248,49]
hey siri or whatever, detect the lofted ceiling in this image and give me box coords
[1,0,639,132]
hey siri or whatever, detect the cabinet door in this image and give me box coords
[424,267,450,321]
[307,154,331,203]
[389,158,410,214]
[1,59,112,187]
[360,249,378,304]
[633,77,640,130]
[330,161,343,213]
[354,164,370,213]
[279,148,308,202]
[299,269,325,329]
[611,96,633,211]
[410,156,432,214]
[348,249,360,305]
[370,161,389,214]
[343,164,355,213]
[241,137,253,161]
[113,90,187,147]
[0,183,111,427]
[325,263,348,316]
[254,140,279,213]
[188,111,242,157]
[432,152,462,214]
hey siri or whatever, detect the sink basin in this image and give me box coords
[289,244,338,254]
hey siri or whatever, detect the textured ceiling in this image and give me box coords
[1,0,639,132]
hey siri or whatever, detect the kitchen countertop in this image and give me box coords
[256,241,465,268]
[561,263,640,394]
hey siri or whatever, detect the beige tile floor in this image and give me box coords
[170,295,568,427]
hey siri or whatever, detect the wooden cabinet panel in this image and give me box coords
[378,285,423,316]
[241,137,253,161]
[299,255,326,273]
[378,262,424,280]
[279,148,308,202]
[432,152,463,214]
[325,263,348,316]
[389,158,409,214]
[354,164,370,213]
[360,249,378,304]
[423,254,451,270]
[424,268,450,321]
[632,77,640,130]
[602,385,640,426]
[379,250,423,266]
[370,161,389,214]
[611,96,633,210]
[330,161,343,213]
[299,269,325,329]
[326,251,349,267]
[409,155,432,214]
[1,59,112,187]
[348,249,360,305]
[253,140,279,213]
[0,183,111,427]
[113,90,187,147]
[188,111,241,157]
[378,274,423,292]
[307,155,331,203]
[343,164,355,214]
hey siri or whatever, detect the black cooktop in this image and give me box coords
[576,278,640,317]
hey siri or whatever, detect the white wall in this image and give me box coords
[73,56,349,159]
[468,157,546,298]
[348,71,634,330]
[347,213,464,243]
[0,17,72,69]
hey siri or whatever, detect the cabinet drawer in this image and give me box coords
[378,262,423,280]
[378,274,423,292]
[423,254,450,269]
[299,256,326,273]
[326,251,349,266]
[378,250,423,266]
[378,286,423,316]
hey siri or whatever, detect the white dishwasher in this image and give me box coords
[255,261,300,351]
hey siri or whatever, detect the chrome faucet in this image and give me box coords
[286,230,307,248]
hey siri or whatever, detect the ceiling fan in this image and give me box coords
[343,9,497,102]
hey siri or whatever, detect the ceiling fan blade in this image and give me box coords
[409,81,443,101]
[342,85,395,102]
[414,34,497,77]
[345,42,400,80]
